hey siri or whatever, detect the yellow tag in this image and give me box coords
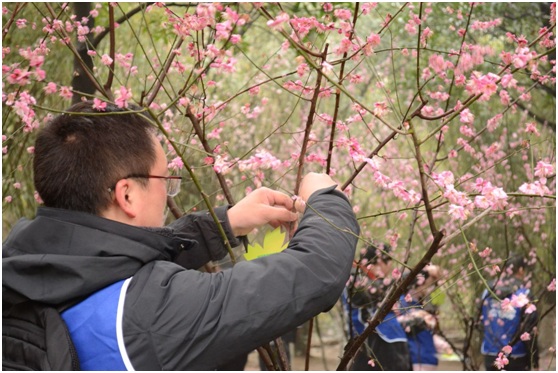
[244,226,289,261]
[430,287,446,306]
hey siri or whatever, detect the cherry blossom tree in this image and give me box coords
[2,2,555,370]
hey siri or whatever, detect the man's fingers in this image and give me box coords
[264,205,298,223]
[294,198,306,213]
[264,189,295,210]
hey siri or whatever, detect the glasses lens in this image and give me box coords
[167,178,181,197]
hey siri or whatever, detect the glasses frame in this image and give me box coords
[108,174,183,197]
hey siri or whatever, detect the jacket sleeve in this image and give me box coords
[123,186,359,370]
[169,206,241,270]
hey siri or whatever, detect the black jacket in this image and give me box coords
[3,186,359,370]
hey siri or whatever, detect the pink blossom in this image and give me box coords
[6,68,31,85]
[487,114,503,132]
[499,90,510,105]
[115,86,132,108]
[495,349,511,368]
[510,293,529,308]
[168,156,184,171]
[334,9,352,21]
[459,108,474,124]
[534,161,554,179]
[405,21,417,35]
[474,196,490,209]
[296,63,309,77]
[43,82,57,94]
[471,18,502,31]
[266,12,289,29]
[374,171,392,188]
[230,34,241,44]
[101,54,113,66]
[59,86,73,99]
[361,3,378,15]
[392,268,401,280]
[520,332,531,341]
[519,181,550,196]
[547,278,556,291]
[335,38,354,55]
[321,61,333,73]
[15,19,27,29]
[501,345,513,355]
[524,304,537,314]
[349,74,364,84]
[448,204,470,221]
[525,122,540,136]
[213,155,233,174]
[460,125,475,137]
[479,247,492,258]
[323,3,333,12]
[92,98,107,111]
[367,33,381,47]
[373,101,389,117]
[443,184,470,206]
[367,359,375,367]
[466,72,500,101]
[500,74,517,89]
[432,170,455,187]
[34,191,43,204]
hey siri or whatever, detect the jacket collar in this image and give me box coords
[2,207,195,304]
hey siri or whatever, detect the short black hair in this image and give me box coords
[504,254,528,274]
[359,242,392,264]
[34,100,157,215]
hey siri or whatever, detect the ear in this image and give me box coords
[113,178,138,219]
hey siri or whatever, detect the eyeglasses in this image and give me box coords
[108,174,182,197]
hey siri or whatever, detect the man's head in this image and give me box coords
[34,101,171,226]
[359,243,392,279]
[504,254,528,278]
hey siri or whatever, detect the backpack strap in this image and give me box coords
[2,287,80,370]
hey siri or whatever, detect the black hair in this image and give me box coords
[33,100,157,215]
[359,242,392,264]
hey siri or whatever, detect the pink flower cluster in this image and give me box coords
[237,150,284,172]
[519,160,554,197]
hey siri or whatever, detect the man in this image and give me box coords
[480,255,539,371]
[342,243,411,371]
[2,101,359,370]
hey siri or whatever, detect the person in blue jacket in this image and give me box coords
[342,243,411,371]
[480,255,539,371]
[398,265,441,371]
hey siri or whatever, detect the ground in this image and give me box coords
[243,343,556,371]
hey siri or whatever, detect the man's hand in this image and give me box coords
[296,173,339,212]
[227,187,298,237]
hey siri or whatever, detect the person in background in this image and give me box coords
[342,243,411,371]
[2,100,360,370]
[480,255,539,371]
[398,265,441,371]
